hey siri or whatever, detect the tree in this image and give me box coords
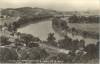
[65,25,69,31]
[0,25,2,31]
[33,37,40,42]
[20,34,35,47]
[78,40,85,49]
[72,39,79,50]
[12,22,19,31]
[47,33,57,46]
[28,43,39,48]
[52,18,59,27]
[47,33,56,41]
[49,53,74,63]
[4,23,8,27]
[58,36,72,49]
[0,47,18,63]
[60,20,67,30]
[84,44,97,59]
[0,36,9,45]
[96,41,99,58]
[21,47,49,60]
[69,15,78,23]
[71,28,76,32]
[15,38,24,47]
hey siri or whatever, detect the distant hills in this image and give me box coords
[0,7,62,17]
[0,7,99,17]
[62,10,100,16]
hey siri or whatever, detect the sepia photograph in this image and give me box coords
[0,0,99,64]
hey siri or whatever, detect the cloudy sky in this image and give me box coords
[0,0,99,11]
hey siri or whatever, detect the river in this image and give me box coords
[18,19,98,45]
[18,20,64,41]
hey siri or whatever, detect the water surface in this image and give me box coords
[18,20,64,41]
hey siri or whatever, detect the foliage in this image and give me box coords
[19,33,35,46]
[20,47,49,60]
[0,47,18,63]
[69,15,99,23]
[84,44,98,59]
[0,36,10,45]
[47,33,56,41]
[47,33,57,46]
[58,35,72,49]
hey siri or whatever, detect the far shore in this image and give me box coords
[17,18,52,29]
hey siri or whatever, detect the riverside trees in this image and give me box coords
[58,36,72,49]
[46,33,57,46]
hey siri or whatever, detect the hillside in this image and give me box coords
[0,7,63,27]
[1,7,62,17]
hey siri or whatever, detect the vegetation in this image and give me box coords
[0,27,99,63]
[0,36,10,45]
[47,41,99,63]
[46,33,57,47]
[20,47,49,60]
[0,33,48,63]
[51,17,99,63]
[58,36,72,49]
[0,47,18,63]
[84,43,99,60]
[52,17,99,39]
[1,7,57,17]
[0,7,99,63]
[69,15,99,23]
[52,17,69,30]
[58,35,85,50]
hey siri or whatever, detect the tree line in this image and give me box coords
[68,15,99,23]
[0,29,99,63]
[52,17,99,39]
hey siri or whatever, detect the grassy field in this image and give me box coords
[68,23,99,33]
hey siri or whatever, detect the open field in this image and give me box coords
[68,23,99,33]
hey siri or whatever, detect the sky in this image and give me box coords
[0,0,100,11]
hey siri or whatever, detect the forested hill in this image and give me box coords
[1,7,99,18]
[1,7,62,17]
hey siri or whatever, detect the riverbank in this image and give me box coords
[0,12,99,62]
[52,18,98,45]
[18,18,52,29]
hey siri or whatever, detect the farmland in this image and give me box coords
[68,23,99,33]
